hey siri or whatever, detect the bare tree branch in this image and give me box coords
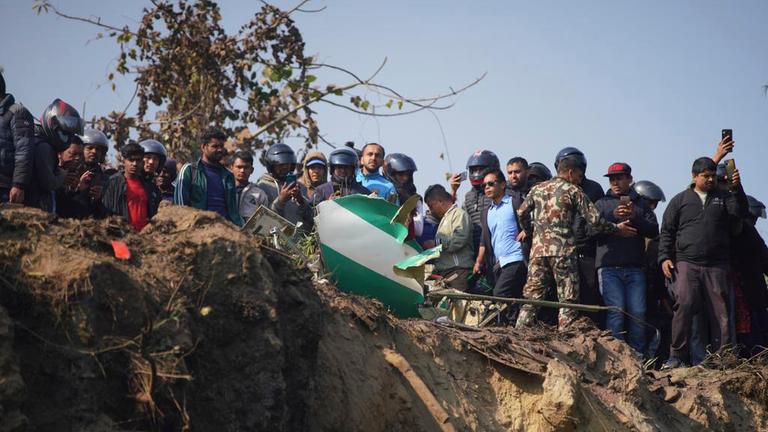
[37,1,137,37]
[316,133,337,149]
[320,98,446,117]
[310,61,486,108]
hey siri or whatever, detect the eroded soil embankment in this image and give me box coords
[0,205,765,431]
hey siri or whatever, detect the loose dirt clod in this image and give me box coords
[0,205,766,431]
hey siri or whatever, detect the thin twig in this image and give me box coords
[43,2,137,37]
[320,98,449,117]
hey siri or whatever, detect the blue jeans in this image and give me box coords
[598,267,647,353]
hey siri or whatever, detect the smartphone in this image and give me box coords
[724,159,736,180]
[722,129,733,144]
[285,172,297,184]
[620,195,631,204]
[444,171,468,182]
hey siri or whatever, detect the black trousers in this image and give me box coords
[493,261,528,325]
[670,261,731,361]
[578,254,604,326]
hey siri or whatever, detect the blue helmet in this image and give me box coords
[554,147,587,171]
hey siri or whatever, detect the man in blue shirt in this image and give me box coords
[475,168,527,323]
[356,143,398,204]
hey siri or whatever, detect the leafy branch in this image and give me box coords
[34,0,484,163]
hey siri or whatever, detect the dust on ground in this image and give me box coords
[0,205,765,431]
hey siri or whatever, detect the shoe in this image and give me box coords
[661,357,689,370]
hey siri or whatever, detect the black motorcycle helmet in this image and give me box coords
[80,128,109,149]
[466,150,500,186]
[263,143,297,176]
[139,139,168,171]
[40,98,85,152]
[384,153,418,201]
[554,147,587,171]
[383,153,417,177]
[329,148,359,168]
[527,162,552,184]
[633,180,666,203]
[329,148,358,184]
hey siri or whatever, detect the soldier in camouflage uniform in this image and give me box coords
[515,157,638,328]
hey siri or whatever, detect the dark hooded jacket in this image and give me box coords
[0,94,34,190]
[26,130,65,212]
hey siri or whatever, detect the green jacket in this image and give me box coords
[434,205,474,271]
[173,158,243,226]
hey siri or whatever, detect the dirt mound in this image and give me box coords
[0,205,766,431]
[0,206,321,431]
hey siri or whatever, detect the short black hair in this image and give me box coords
[201,127,227,144]
[424,184,452,203]
[233,150,254,166]
[506,157,528,169]
[691,157,717,175]
[557,156,585,174]
[481,167,505,183]
[361,142,385,157]
[121,142,144,159]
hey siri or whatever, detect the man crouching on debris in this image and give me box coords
[102,143,161,232]
[424,184,474,291]
[515,156,637,329]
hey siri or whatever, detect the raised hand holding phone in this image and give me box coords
[713,129,735,163]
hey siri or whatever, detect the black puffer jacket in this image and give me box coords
[0,94,35,189]
[26,134,64,212]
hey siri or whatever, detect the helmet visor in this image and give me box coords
[58,115,85,135]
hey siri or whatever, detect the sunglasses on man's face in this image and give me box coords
[483,181,500,188]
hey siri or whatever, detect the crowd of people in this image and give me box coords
[1,71,767,369]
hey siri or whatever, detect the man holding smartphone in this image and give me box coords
[312,147,370,205]
[257,143,314,231]
[658,157,747,369]
[594,163,659,354]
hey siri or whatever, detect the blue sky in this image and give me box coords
[2,0,768,230]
